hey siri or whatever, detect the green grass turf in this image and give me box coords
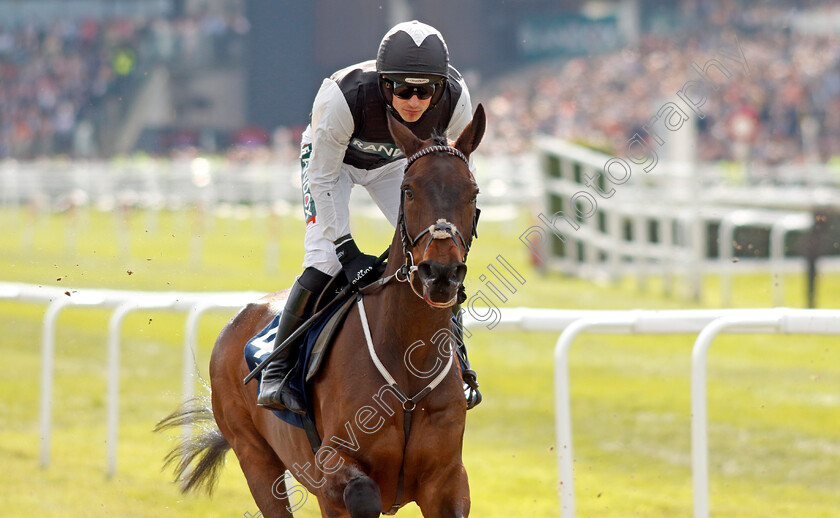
[1,207,838,517]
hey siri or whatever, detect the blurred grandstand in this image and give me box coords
[2,1,839,164]
[0,0,249,160]
[1,0,839,290]
[482,1,840,166]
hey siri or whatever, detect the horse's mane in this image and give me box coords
[429,131,448,147]
[424,131,473,180]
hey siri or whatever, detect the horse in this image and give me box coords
[156,104,485,517]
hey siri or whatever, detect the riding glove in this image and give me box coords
[335,235,380,288]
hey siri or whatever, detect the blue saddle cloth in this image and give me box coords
[244,299,349,429]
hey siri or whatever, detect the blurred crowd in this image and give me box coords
[0,11,248,159]
[3,1,840,167]
[480,0,840,165]
[0,18,114,157]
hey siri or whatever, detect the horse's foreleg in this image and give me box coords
[415,463,470,518]
[317,452,382,518]
[343,472,382,518]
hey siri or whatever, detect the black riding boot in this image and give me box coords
[453,303,482,410]
[257,271,328,414]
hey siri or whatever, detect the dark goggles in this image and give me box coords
[390,79,441,100]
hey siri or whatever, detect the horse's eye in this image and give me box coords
[404,188,414,200]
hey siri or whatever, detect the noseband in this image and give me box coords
[396,145,481,307]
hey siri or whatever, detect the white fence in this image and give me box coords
[464,307,840,518]
[534,138,840,302]
[3,284,838,516]
[0,282,262,477]
[0,158,301,210]
[0,154,537,212]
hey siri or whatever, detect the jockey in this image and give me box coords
[257,20,482,414]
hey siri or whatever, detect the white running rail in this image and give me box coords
[462,307,840,518]
[2,284,838,516]
[0,282,262,477]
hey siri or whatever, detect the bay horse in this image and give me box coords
[156,104,485,517]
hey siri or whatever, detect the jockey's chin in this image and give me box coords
[392,95,431,122]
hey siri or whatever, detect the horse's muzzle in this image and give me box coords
[415,260,467,308]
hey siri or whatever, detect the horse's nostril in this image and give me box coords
[417,262,434,282]
[417,261,465,286]
[452,264,467,283]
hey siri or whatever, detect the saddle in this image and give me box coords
[244,293,356,433]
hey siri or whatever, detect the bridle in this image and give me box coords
[394,144,481,307]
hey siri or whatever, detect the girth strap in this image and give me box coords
[301,417,322,454]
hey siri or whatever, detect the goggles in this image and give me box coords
[388,78,443,100]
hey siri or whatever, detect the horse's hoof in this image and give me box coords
[344,475,382,518]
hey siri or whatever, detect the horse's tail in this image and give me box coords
[154,395,231,495]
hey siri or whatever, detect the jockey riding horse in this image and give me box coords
[257,20,482,414]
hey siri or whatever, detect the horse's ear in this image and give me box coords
[387,112,423,159]
[454,103,486,158]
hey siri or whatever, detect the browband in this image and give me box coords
[404,145,469,171]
